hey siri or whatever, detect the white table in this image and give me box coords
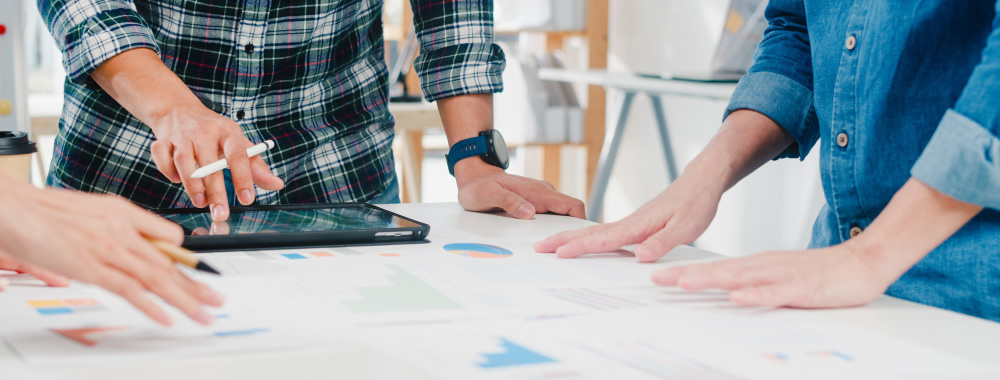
[2,203,999,379]
[538,69,738,221]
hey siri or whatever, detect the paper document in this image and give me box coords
[370,307,999,380]
[0,278,353,366]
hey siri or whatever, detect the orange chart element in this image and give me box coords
[51,327,126,347]
[443,243,513,259]
[310,252,334,257]
[28,298,106,315]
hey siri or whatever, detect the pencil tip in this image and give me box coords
[196,261,222,275]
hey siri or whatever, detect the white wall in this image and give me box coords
[604,0,825,257]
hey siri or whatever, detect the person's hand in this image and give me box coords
[535,174,722,261]
[192,221,231,236]
[0,182,225,326]
[651,243,892,308]
[454,159,585,219]
[0,253,70,288]
[148,105,284,221]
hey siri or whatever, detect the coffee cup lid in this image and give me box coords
[0,131,38,155]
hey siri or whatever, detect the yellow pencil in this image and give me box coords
[147,239,221,275]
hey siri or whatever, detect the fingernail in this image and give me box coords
[239,190,253,205]
[194,309,214,325]
[51,275,71,287]
[678,277,701,291]
[534,240,555,253]
[652,268,681,286]
[207,289,226,305]
[156,309,173,326]
[192,193,206,207]
[554,247,572,258]
[210,204,226,221]
[517,204,535,219]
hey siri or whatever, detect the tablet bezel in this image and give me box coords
[152,203,430,252]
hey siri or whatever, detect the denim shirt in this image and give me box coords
[726,0,1000,322]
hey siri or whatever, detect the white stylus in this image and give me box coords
[189,140,276,179]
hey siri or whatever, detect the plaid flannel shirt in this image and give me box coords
[39,0,505,208]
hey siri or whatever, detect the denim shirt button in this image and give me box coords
[836,132,849,147]
[846,35,857,50]
[849,226,863,238]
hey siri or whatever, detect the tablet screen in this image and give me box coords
[160,205,422,236]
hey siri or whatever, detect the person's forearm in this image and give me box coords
[683,109,794,193]
[436,94,497,176]
[437,94,493,144]
[90,48,205,133]
[853,178,982,283]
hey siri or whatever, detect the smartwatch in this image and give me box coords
[446,130,510,176]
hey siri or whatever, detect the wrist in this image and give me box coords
[844,233,906,288]
[146,101,211,136]
[680,153,731,199]
[453,157,503,184]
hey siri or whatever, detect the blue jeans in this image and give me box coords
[223,170,400,205]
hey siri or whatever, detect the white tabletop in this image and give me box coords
[2,203,999,379]
[537,68,738,100]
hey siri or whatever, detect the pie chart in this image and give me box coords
[444,243,513,259]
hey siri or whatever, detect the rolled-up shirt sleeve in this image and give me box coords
[38,0,159,85]
[911,1,1000,210]
[724,0,819,160]
[410,0,506,102]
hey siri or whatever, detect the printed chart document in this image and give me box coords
[1,218,997,378]
[369,307,999,380]
[0,280,354,367]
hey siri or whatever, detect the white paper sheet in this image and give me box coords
[2,231,996,379]
[369,307,1000,380]
[0,279,353,367]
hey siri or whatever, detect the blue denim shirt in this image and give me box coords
[726,0,1000,321]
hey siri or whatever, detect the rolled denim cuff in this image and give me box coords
[911,109,1000,210]
[724,72,816,160]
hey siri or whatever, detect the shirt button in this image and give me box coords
[245,43,255,54]
[849,226,863,238]
[836,132,849,147]
[845,35,857,50]
[236,110,246,120]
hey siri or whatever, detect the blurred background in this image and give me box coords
[5,0,823,257]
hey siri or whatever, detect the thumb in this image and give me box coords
[633,220,687,263]
[730,284,796,307]
[250,156,284,191]
[498,188,536,219]
[0,277,8,291]
[22,263,70,288]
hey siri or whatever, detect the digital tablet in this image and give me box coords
[153,203,430,251]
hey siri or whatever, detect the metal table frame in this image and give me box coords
[538,69,736,221]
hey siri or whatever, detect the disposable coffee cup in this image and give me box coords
[0,131,37,182]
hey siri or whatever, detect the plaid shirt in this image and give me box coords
[39,0,505,208]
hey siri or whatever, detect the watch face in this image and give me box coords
[490,130,510,168]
